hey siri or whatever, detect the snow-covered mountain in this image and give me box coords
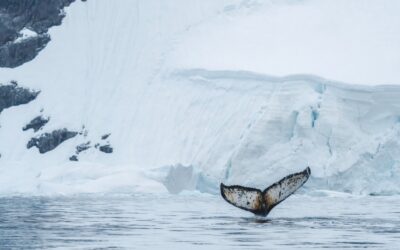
[1,0,400,196]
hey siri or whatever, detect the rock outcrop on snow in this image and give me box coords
[27,128,78,154]
[0,0,75,67]
[0,81,39,113]
[22,115,49,132]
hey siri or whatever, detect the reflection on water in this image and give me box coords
[0,194,399,249]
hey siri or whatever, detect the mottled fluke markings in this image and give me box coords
[221,167,311,217]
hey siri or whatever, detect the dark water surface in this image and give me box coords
[0,194,399,249]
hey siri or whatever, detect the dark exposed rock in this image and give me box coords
[76,141,90,154]
[0,34,50,68]
[69,155,78,161]
[27,128,78,154]
[99,144,113,154]
[0,21,17,45]
[0,82,39,113]
[0,0,75,33]
[101,133,110,140]
[23,115,49,132]
[0,0,75,68]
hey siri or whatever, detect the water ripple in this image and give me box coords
[0,195,399,249]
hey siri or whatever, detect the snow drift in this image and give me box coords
[0,0,400,196]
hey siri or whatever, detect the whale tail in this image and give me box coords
[220,167,311,216]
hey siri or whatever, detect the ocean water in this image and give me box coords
[0,194,399,249]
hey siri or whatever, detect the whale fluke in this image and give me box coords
[220,167,311,216]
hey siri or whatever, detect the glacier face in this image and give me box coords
[158,70,400,195]
[0,0,400,196]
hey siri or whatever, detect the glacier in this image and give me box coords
[0,0,400,196]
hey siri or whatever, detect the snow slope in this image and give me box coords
[0,0,400,195]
